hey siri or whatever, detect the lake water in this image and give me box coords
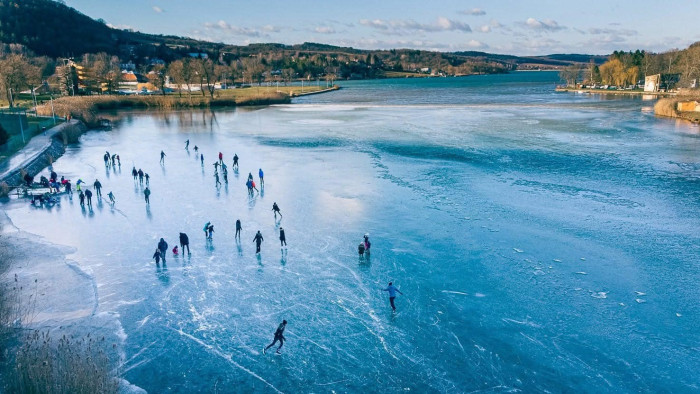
[3,72,700,392]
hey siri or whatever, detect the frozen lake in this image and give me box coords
[3,72,700,392]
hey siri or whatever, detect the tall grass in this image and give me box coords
[37,93,290,127]
[6,330,119,394]
[654,98,678,118]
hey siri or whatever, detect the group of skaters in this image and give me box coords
[31,138,405,356]
[103,151,121,168]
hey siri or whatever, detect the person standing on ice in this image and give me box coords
[363,234,371,255]
[200,154,204,165]
[279,227,286,247]
[218,152,223,163]
[78,191,85,207]
[179,232,190,255]
[235,219,242,239]
[138,169,144,183]
[185,139,190,150]
[144,186,151,204]
[132,167,138,180]
[107,191,115,204]
[272,202,282,219]
[233,154,239,169]
[85,189,93,207]
[263,320,287,354]
[160,150,166,164]
[382,282,404,312]
[253,230,264,254]
[93,179,102,197]
[203,222,211,239]
[145,173,150,185]
[194,145,198,153]
[258,168,264,187]
[153,248,162,264]
[158,238,168,263]
[215,171,221,187]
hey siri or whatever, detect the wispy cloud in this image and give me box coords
[525,18,565,32]
[359,17,471,33]
[203,20,280,38]
[459,8,486,16]
[465,39,488,49]
[314,26,336,34]
[152,6,163,13]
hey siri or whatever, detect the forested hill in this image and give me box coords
[0,0,598,70]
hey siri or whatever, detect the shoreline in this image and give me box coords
[555,87,676,97]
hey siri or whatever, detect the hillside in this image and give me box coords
[0,0,600,71]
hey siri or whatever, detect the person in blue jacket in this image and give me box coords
[382,282,404,312]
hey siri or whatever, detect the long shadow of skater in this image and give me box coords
[236,239,243,256]
[156,262,170,286]
[146,205,152,220]
[280,249,287,266]
[257,253,263,271]
[206,238,215,253]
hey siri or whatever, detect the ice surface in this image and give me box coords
[2,73,700,392]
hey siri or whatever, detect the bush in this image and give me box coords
[654,98,678,118]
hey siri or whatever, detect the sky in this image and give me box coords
[63,0,700,56]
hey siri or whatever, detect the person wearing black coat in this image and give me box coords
[158,238,168,263]
[179,233,190,255]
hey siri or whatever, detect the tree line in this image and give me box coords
[560,43,700,88]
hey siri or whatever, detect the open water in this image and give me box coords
[3,72,700,392]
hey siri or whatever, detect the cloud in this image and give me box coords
[359,17,471,33]
[465,39,488,49]
[525,18,565,31]
[203,20,280,38]
[107,23,136,31]
[588,27,637,36]
[314,26,336,34]
[459,8,486,16]
[152,6,163,13]
[478,25,491,33]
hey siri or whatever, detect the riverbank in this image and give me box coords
[555,86,676,97]
[654,97,700,123]
[0,120,86,195]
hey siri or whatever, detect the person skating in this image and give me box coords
[213,162,219,172]
[160,150,166,164]
[233,154,238,169]
[78,191,85,207]
[194,145,199,153]
[251,180,259,194]
[107,191,115,204]
[235,219,242,239]
[259,168,264,187]
[104,153,110,167]
[153,248,162,265]
[358,242,365,256]
[203,222,211,239]
[116,155,121,166]
[85,189,93,207]
[65,180,72,195]
[382,282,404,312]
[111,154,117,166]
[185,139,190,150]
[132,167,138,180]
[138,169,144,183]
[215,172,221,186]
[179,232,190,255]
[145,173,150,185]
[158,238,168,263]
[272,202,282,219]
[248,172,253,182]
[263,320,287,354]
[253,231,264,254]
[76,179,84,192]
[200,154,204,165]
[93,179,102,197]
[144,187,151,204]
[279,227,286,247]
[364,234,371,255]
[207,224,214,239]
[172,245,179,255]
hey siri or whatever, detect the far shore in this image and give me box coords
[555,86,676,97]
[35,85,340,128]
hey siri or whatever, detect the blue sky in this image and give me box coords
[63,0,700,55]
